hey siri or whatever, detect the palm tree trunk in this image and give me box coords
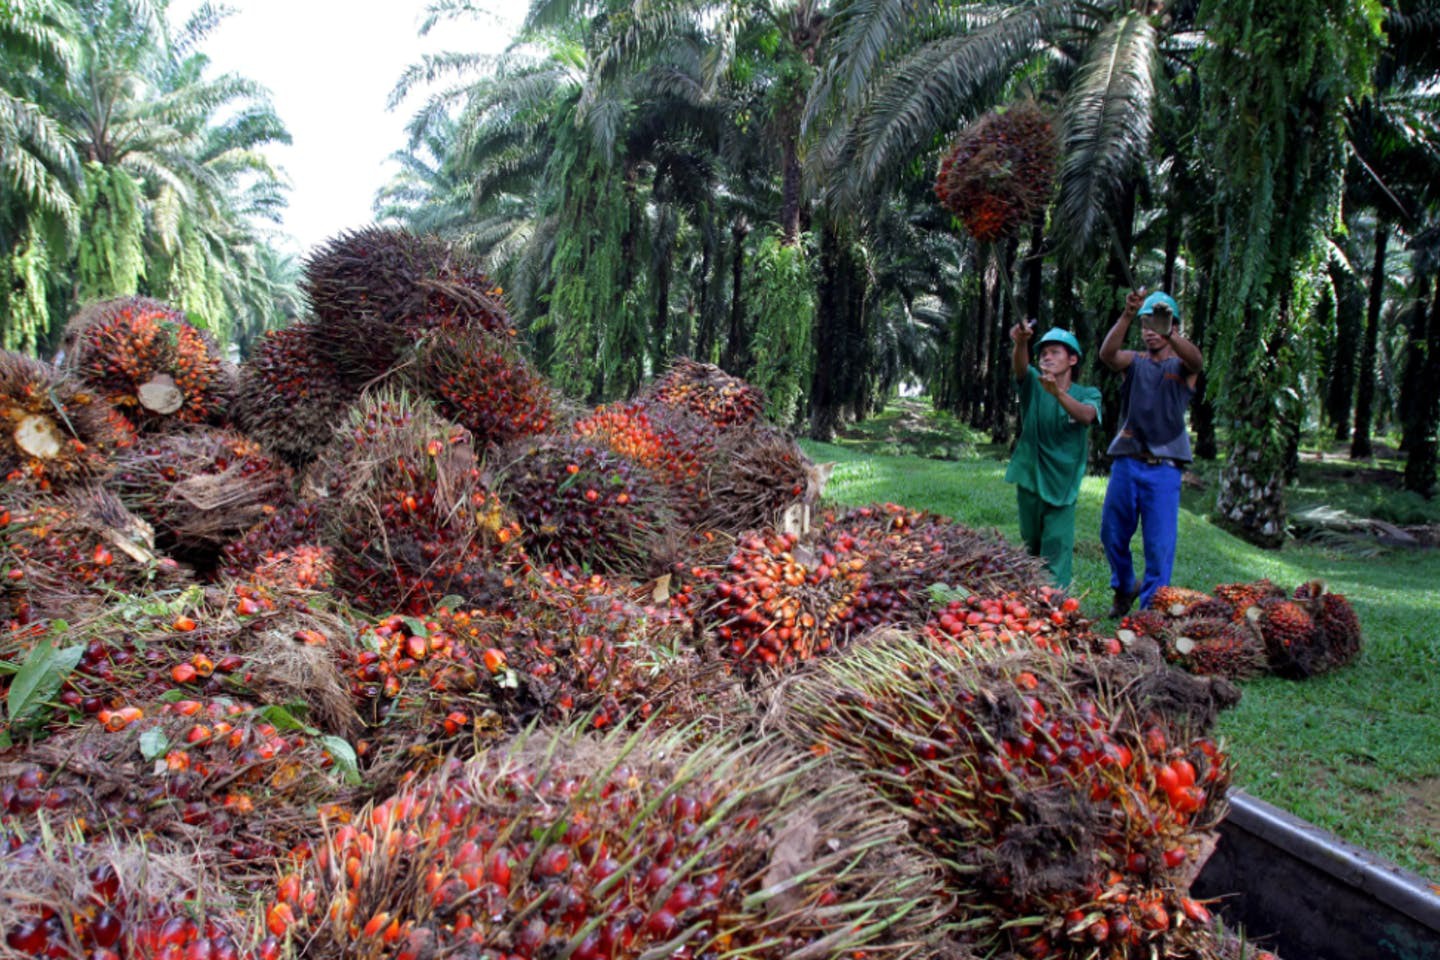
[780,135,802,246]
[1214,299,1289,548]
[1402,275,1438,497]
[808,219,865,440]
[1397,272,1429,455]
[723,217,749,373]
[1351,221,1388,459]
[1190,267,1218,459]
[1325,252,1364,442]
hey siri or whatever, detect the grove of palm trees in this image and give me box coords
[2,1,1438,959]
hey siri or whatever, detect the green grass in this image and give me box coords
[800,406,1440,879]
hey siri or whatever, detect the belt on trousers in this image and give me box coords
[1131,452,1180,468]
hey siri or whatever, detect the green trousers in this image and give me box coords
[1016,485,1077,588]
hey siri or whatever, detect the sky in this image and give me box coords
[174,0,522,255]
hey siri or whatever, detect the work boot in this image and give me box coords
[1107,588,1137,620]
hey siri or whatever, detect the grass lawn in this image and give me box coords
[801,404,1440,879]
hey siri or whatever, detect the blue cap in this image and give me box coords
[1035,327,1082,360]
[1138,291,1180,322]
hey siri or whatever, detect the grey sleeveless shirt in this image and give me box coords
[1106,355,1194,463]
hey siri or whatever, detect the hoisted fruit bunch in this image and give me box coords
[301,227,514,382]
[232,322,359,469]
[414,326,555,448]
[644,357,765,430]
[573,400,718,521]
[783,636,1235,960]
[312,391,524,615]
[61,296,229,430]
[265,728,945,960]
[1,351,135,491]
[0,487,169,626]
[109,426,296,572]
[500,436,672,577]
[1,833,260,960]
[698,425,814,535]
[934,100,1058,243]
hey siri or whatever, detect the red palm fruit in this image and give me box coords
[61,296,229,429]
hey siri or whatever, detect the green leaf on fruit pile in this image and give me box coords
[437,595,466,612]
[156,688,186,703]
[0,660,19,676]
[319,735,362,785]
[257,703,315,733]
[139,727,169,760]
[926,582,971,604]
[7,637,84,724]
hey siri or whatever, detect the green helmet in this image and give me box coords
[1035,327,1082,360]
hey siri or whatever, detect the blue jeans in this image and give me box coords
[1100,456,1182,609]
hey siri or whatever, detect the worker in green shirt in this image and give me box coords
[1004,322,1102,589]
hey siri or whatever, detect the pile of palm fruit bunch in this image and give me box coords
[1,229,1292,960]
[261,728,950,960]
[108,426,297,572]
[776,633,1250,960]
[1,352,135,492]
[59,296,231,430]
[1117,579,1363,679]
[934,100,1058,242]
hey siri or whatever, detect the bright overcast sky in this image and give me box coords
[175,0,522,255]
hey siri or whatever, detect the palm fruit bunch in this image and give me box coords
[3,690,356,866]
[311,391,524,614]
[935,100,1057,242]
[219,502,326,580]
[643,357,764,430]
[782,635,1235,960]
[694,529,861,672]
[1,833,262,960]
[820,502,1050,613]
[413,327,555,448]
[1159,617,1268,681]
[501,436,672,577]
[301,227,513,381]
[1,351,135,491]
[61,296,229,429]
[1212,580,1286,620]
[924,588,1115,656]
[1116,608,1169,648]
[698,425,814,534]
[265,728,946,960]
[573,400,718,520]
[231,322,359,469]
[0,487,170,626]
[1149,586,1216,618]
[1249,583,1362,678]
[109,426,296,572]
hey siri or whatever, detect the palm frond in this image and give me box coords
[1052,9,1156,266]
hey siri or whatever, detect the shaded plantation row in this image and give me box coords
[1,228,1286,960]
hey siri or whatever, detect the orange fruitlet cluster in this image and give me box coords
[232,323,357,468]
[935,101,1058,243]
[421,328,554,447]
[67,297,228,427]
[1,351,135,490]
[646,357,764,429]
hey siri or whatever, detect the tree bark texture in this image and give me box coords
[1325,252,1365,442]
[807,221,867,441]
[1403,276,1440,497]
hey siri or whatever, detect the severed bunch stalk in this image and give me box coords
[1,351,135,491]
